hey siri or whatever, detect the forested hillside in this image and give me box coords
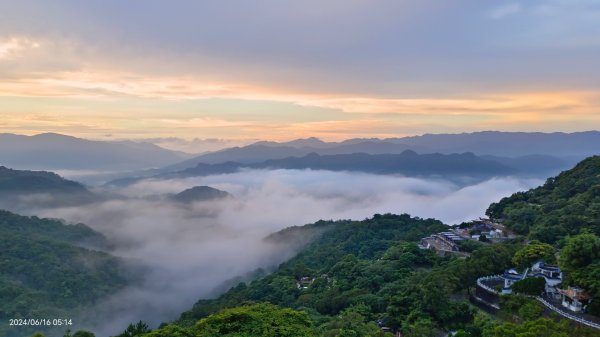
[486,155,600,244]
[130,214,518,336]
[130,212,600,337]
[0,167,98,207]
[0,211,132,337]
[0,167,90,195]
[486,156,600,323]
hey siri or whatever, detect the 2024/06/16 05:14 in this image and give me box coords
[9,318,73,326]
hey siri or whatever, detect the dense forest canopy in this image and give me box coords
[0,167,98,207]
[141,214,525,336]
[0,167,89,195]
[486,156,600,244]
[0,211,132,337]
[127,213,599,337]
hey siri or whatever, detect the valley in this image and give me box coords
[1,134,599,337]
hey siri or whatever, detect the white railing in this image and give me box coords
[477,275,502,294]
[477,275,600,329]
[477,276,600,330]
[536,297,600,330]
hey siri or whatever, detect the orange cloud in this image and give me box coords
[1,35,599,141]
[0,37,40,59]
[1,69,596,117]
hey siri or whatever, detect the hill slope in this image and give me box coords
[132,214,526,337]
[0,210,132,337]
[0,166,98,208]
[0,166,89,194]
[175,214,462,328]
[170,186,231,203]
[486,155,600,243]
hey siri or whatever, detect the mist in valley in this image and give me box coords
[15,169,541,335]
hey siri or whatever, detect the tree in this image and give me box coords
[569,262,600,316]
[512,241,555,268]
[403,319,437,337]
[73,331,95,337]
[517,301,543,321]
[114,321,151,337]
[559,233,600,270]
[485,318,569,337]
[320,307,390,337]
[456,240,482,253]
[485,156,600,243]
[511,277,545,296]
[192,303,313,337]
[142,325,194,337]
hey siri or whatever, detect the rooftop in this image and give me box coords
[559,287,591,301]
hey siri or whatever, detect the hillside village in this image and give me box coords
[418,216,600,331]
[418,218,514,256]
[474,258,600,330]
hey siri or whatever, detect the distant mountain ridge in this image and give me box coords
[4,131,597,183]
[0,133,190,171]
[251,151,512,176]
[117,151,515,186]
[164,131,600,173]
[390,131,600,157]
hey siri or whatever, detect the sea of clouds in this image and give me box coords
[25,169,540,334]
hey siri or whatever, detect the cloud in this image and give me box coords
[2,64,599,141]
[0,36,39,59]
[488,3,522,19]
[130,137,256,154]
[19,169,540,335]
[1,1,600,140]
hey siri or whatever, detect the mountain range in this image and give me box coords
[258,131,600,157]
[2,131,599,185]
[4,149,600,337]
[156,132,599,180]
[185,150,513,176]
[0,133,190,171]
[109,151,517,186]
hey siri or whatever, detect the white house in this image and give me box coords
[529,261,563,297]
[501,268,526,294]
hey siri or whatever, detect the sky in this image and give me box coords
[0,0,599,141]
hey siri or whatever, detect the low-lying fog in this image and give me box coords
[32,169,541,335]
